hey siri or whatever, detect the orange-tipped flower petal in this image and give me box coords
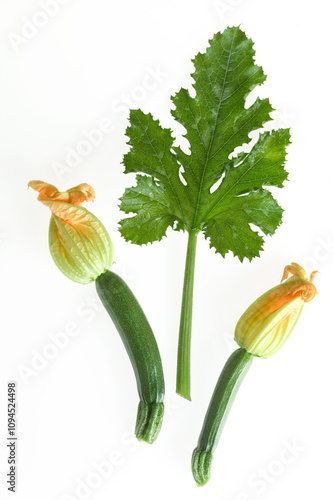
[29,181,113,284]
[234,263,317,357]
[28,180,95,205]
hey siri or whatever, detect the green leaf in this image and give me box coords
[204,189,283,261]
[122,110,188,222]
[119,175,177,244]
[119,27,290,261]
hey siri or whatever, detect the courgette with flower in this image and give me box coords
[29,180,164,444]
[192,263,317,485]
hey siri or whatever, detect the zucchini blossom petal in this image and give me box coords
[29,181,114,284]
[234,263,317,357]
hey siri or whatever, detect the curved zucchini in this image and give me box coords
[95,270,165,444]
[192,348,253,485]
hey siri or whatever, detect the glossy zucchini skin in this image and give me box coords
[95,270,165,443]
[192,348,253,485]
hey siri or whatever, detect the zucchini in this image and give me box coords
[192,348,253,485]
[96,270,165,444]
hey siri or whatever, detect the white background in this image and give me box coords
[1,0,333,499]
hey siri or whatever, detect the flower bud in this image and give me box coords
[234,263,317,357]
[29,181,114,284]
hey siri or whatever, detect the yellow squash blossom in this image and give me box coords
[234,263,317,357]
[29,181,114,284]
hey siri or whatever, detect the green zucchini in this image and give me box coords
[95,270,165,444]
[192,348,253,485]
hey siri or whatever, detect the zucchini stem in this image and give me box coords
[135,402,165,444]
[176,230,198,400]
